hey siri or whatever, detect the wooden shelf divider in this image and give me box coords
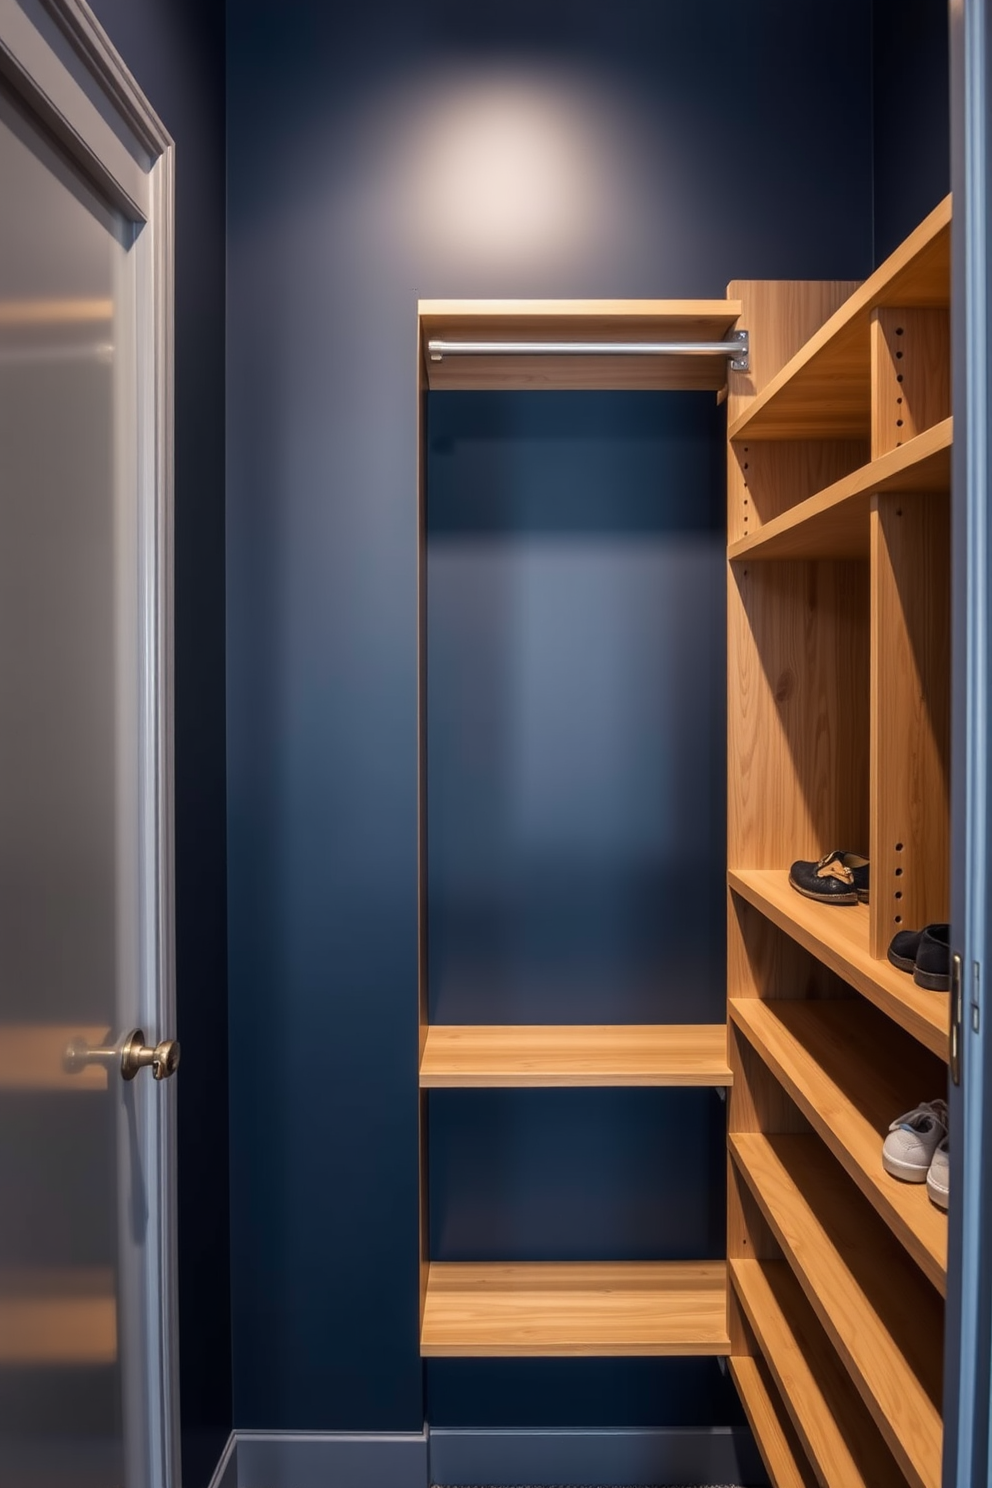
[728,196,950,441]
[420,1023,732,1088]
[420,1260,730,1357]
[729,996,947,1292]
[729,869,949,1059]
[731,1132,943,1488]
[731,1259,906,1488]
[728,417,952,561]
[728,1353,820,1488]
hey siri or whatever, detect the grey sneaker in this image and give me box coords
[927,1137,949,1209]
[882,1100,948,1182]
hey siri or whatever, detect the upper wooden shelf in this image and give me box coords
[728,419,952,561]
[731,1133,943,1488]
[729,869,949,1059]
[729,996,948,1293]
[418,299,742,391]
[420,1259,730,1357]
[419,1023,732,1087]
[732,1259,906,1488]
[728,196,951,441]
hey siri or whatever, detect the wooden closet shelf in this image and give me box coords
[0,1268,116,1365]
[728,196,950,441]
[729,1352,819,1488]
[419,1024,732,1087]
[732,1259,906,1488]
[729,996,948,1292]
[419,298,742,391]
[729,870,949,1058]
[731,1132,943,1488]
[728,419,952,561]
[420,1260,730,1357]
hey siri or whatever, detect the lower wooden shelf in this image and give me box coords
[730,995,948,1292]
[0,1268,117,1365]
[731,1132,943,1488]
[729,869,948,1059]
[419,1024,732,1087]
[732,1259,905,1488]
[729,1353,819,1488]
[420,1260,730,1357]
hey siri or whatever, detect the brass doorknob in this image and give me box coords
[64,1028,181,1081]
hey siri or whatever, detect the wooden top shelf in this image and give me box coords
[729,996,948,1292]
[728,419,952,561]
[729,196,950,441]
[729,869,949,1058]
[731,1133,943,1488]
[419,1024,732,1087]
[732,1259,906,1488]
[419,299,742,392]
[420,1259,730,1357]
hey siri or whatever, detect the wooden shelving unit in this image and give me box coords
[417,299,740,1358]
[725,199,952,1483]
[419,1023,731,1087]
[420,1260,730,1357]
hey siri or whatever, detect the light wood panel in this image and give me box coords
[871,309,951,459]
[729,996,947,1291]
[870,492,951,957]
[419,1024,731,1087]
[419,299,741,391]
[725,281,862,429]
[420,1261,730,1357]
[729,418,952,562]
[728,196,951,440]
[729,1353,820,1488]
[732,1133,943,1488]
[729,869,948,1056]
[0,1268,116,1365]
[727,559,870,871]
[0,1025,110,1091]
[732,1259,906,1488]
[728,439,868,548]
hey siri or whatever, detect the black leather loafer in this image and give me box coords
[913,924,951,991]
[788,850,870,906]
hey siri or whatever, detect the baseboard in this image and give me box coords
[234,1430,429,1488]
[204,1432,238,1488]
[429,1427,766,1486]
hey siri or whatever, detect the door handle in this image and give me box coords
[64,1028,181,1082]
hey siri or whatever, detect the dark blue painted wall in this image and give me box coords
[84,2,231,1483]
[226,0,875,1433]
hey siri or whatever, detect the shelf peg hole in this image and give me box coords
[895,915,903,924]
[895,866,903,876]
[897,374,904,383]
[895,891,903,900]
[896,842,904,851]
[896,418,904,427]
[896,326,904,335]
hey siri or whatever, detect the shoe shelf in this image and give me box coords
[729,870,949,1059]
[420,1259,730,1357]
[727,417,952,563]
[419,1023,732,1087]
[728,1352,820,1488]
[729,996,947,1293]
[727,196,950,442]
[0,1024,112,1091]
[730,1131,943,1488]
[731,1258,907,1488]
[0,1266,117,1365]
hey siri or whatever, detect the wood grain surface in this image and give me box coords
[419,1024,731,1087]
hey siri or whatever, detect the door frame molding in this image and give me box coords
[0,2,177,1483]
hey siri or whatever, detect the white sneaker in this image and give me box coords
[927,1136,949,1209]
[882,1100,948,1182]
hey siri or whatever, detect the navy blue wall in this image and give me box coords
[84,2,231,1483]
[226,0,875,1434]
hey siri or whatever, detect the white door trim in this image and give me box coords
[0,3,177,1484]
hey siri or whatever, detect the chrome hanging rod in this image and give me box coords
[428,329,749,372]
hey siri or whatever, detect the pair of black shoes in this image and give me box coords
[789,850,869,906]
[887,924,951,991]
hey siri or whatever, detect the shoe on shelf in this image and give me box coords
[887,924,951,990]
[882,1099,948,1182]
[927,1136,950,1210]
[788,850,869,906]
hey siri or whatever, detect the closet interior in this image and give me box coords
[415,192,951,1487]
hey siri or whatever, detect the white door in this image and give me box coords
[0,2,177,1485]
